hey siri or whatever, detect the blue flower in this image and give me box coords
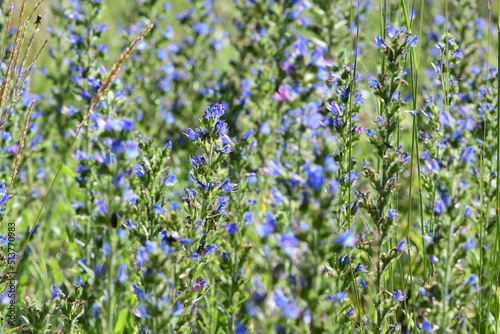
[386,26,405,39]
[76,276,83,287]
[51,285,61,302]
[194,22,209,35]
[259,122,271,135]
[133,284,149,302]
[331,292,347,303]
[243,212,254,224]
[1,289,11,305]
[226,223,238,235]
[203,104,225,120]
[306,164,325,192]
[219,144,234,154]
[460,147,475,164]
[388,209,397,219]
[116,264,128,283]
[165,173,177,186]
[125,140,140,159]
[422,321,433,333]
[247,173,257,185]
[355,263,366,273]
[221,179,237,192]
[96,200,108,214]
[164,26,174,39]
[335,230,356,247]
[185,128,199,141]
[215,120,229,136]
[466,274,478,286]
[172,302,184,316]
[135,164,145,177]
[392,290,405,302]
[203,244,218,255]
[407,35,419,47]
[354,93,364,105]
[134,305,150,318]
[277,234,299,257]
[395,240,406,252]
[215,196,228,214]
[464,238,475,251]
[92,304,100,320]
[153,205,165,215]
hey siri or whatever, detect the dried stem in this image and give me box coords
[9,99,35,190]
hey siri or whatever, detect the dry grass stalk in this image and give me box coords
[0,0,45,123]
[9,99,35,191]
[1,1,15,61]
[74,23,154,137]
[1,38,49,128]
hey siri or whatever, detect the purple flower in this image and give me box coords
[354,93,364,105]
[273,86,293,102]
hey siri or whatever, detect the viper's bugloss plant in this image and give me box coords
[0,0,499,333]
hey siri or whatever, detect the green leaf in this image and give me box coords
[114,308,129,334]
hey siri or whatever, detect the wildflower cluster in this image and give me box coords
[0,1,498,333]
